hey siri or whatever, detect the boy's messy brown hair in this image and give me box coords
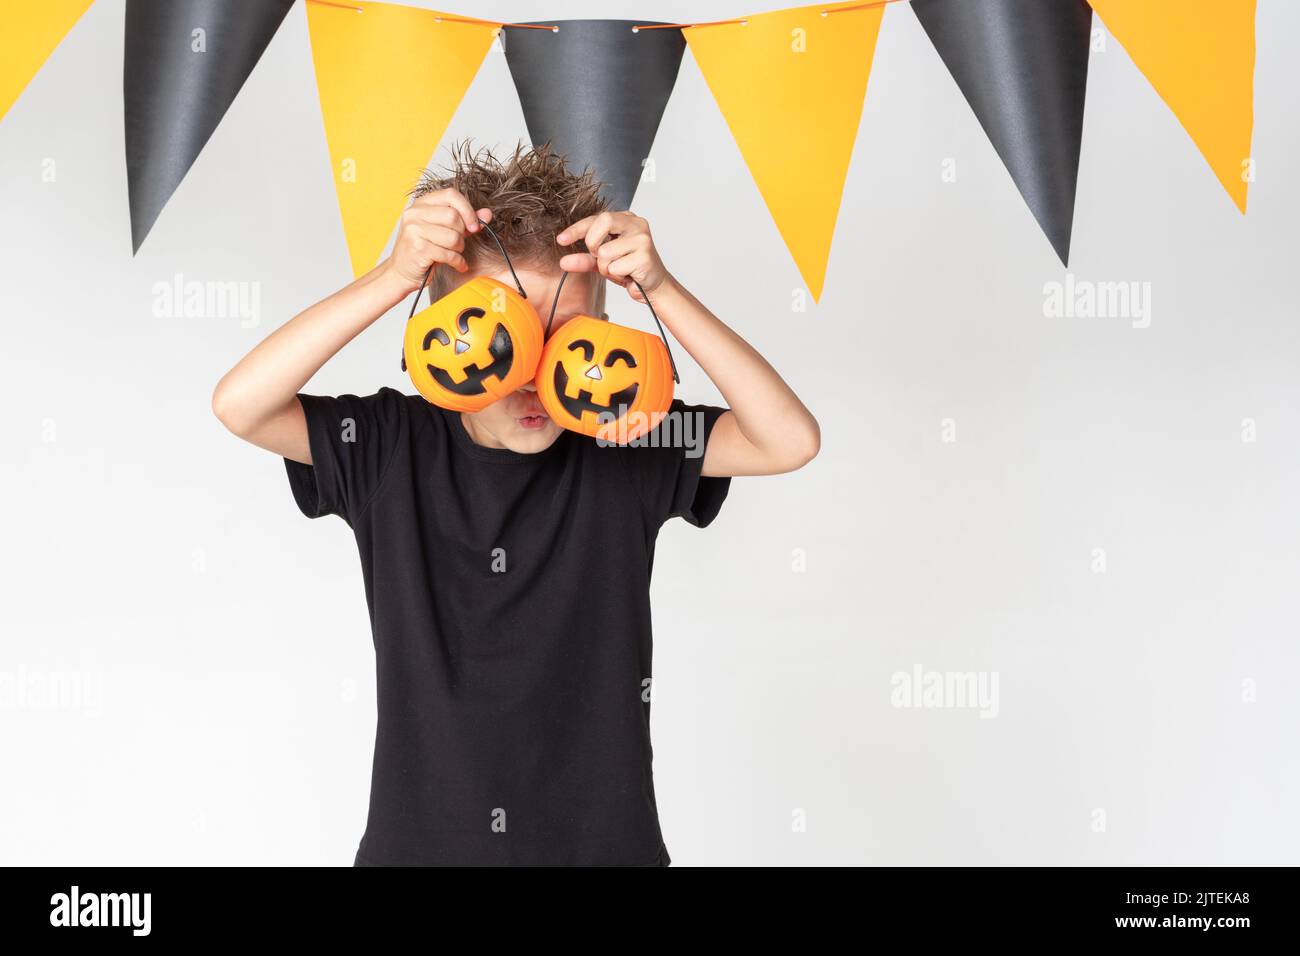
[412,141,608,297]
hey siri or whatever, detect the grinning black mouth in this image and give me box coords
[427,321,514,396]
[553,362,639,420]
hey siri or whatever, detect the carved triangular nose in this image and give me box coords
[455,339,470,354]
[585,365,602,380]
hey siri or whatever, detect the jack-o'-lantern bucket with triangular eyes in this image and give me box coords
[403,276,543,413]
[534,296,678,443]
[400,220,546,413]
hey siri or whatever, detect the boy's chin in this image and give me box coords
[501,419,563,453]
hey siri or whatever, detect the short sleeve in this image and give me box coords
[617,400,732,529]
[284,387,408,523]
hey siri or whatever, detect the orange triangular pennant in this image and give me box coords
[0,0,94,122]
[1088,0,1256,212]
[686,1,885,301]
[307,2,497,276]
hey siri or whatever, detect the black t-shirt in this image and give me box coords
[284,387,730,866]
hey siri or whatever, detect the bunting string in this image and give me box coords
[0,0,1259,299]
[635,0,912,31]
[304,0,558,30]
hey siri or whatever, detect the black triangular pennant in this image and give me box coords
[912,0,1093,264]
[503,20,685,211]
[124,0,293,253]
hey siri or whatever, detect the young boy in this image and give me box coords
[213,144,819,866]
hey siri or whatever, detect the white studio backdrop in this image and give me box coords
[1,0,1297,865]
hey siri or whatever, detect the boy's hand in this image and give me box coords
[557,211,672,303]
[384,189,492,292]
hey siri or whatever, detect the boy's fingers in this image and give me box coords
[584,212,624,254]
[607,256,640,279]
[559,252,598,273]
[413,188,480,232]
[426,225,467,253]
[593,236,638,262]
[556,215,598,246]
[566,211,623,251]
[405,202,467,233]
[425,244,469,273]
[589,212,644,254]
[402,220,466,252]
[558,211,644,247]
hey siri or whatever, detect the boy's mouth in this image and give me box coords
[512,389,549,430]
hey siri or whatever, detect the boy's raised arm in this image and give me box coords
[557,211,821,478]
[211,191,490,463]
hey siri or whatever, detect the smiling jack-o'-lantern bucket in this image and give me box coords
[403,276,543,413]
[400,221,544,413]
[534,275,679,443]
